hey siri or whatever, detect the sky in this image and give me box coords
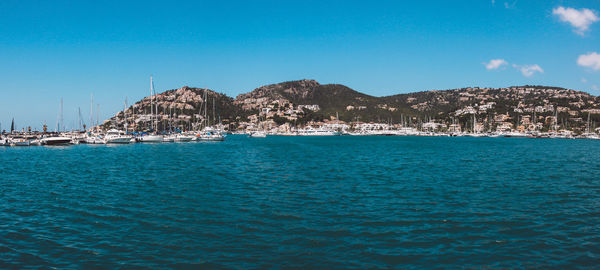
[1,0,599,130]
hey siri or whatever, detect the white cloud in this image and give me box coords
[484,59,508,70]
[577,52,600,71]
[513,64,544,77]
[553,6,599,36]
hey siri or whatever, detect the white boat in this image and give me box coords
[10,137,30,146]
[464,133,486,138]
[503,131,527,138]
[163,135,176,142]
[42,136,72,146]
[196,130,225,141]
[296,127,340,136]
[174,134,194,142]
[248,131,267,138]
[139,134,163,143]
[84,134,106,144]
[30,139,43,146]
[196,127,226,142]
[197,133,226,141]
[104,129,132,144]
[139,76,163,143]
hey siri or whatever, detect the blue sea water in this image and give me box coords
[1,135,599,269]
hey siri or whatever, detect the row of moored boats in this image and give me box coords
[244,127,600,139]
[0,128,226,146]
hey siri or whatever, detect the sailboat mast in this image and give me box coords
[555,109,558,132]
[78,107,82,131]
[150,76,154,131]
[96,104,99,128]
[588,112,591,134]
[212,97,215,126]
[204,90,208,128]
[90,93,93,131]
[60,98,64,133]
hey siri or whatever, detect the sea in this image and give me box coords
[1,135,599,269]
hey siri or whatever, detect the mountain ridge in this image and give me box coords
[104,79,600,133]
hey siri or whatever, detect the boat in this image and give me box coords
[503,131,527,138]
[10,137,30,146]
[174,134,194,142]
[163,134,176,142]
[42,136,72,146]
[139,134,163,143]
[139,76,163,143]
[296,127,340,136]
[104,129,132,144]
[248,131,267,138]
[84,133,106,144]
[197,129,226,141]
[30,139,43,146]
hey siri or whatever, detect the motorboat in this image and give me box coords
[248,131,267,138]
[138,134,163,143]
[104,129,131,144]
[84,133,106,144]
[174,134,194,142]
[10,137,30,146]
[296,127,340,136]
[42,136,72,146]
[163,134,176,142]
[196,129,226,141]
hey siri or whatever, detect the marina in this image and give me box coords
[3,1,600,268]
[1,126,599,147]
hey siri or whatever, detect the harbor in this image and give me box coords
[3,1,600,268]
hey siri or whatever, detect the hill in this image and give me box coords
[103,80,600,133]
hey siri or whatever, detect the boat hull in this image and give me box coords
[105,137,131,144]
[197,136,225,141]
[42,137,72,146]
[139,135,163,143]
[175,136,194,142]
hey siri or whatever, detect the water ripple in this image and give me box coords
[1,136,599,268]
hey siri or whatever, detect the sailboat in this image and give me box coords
[196,91,226,141]
[43,99,72,146]
[139,76,163,143]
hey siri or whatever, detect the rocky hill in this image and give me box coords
[104,86,242,131]
[104,79,600,132]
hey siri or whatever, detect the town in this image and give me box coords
[2,80,600,145]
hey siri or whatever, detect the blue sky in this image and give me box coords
[1,0,599,130]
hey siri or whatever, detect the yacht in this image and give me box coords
[139,134,163,143]
[104,129,132,144]
[84,133,106,144]
[296,127,340,136]
[9,136,30,146]
[42,136,72,146]
[139,76,163,143]
[163,134,176,142]
[503,131,527,138]
[174,133,194,142]
[248,131,267,138]
[30,139,43,146]
[197,128,226,141]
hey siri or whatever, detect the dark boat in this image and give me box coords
[42,136,72,146]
